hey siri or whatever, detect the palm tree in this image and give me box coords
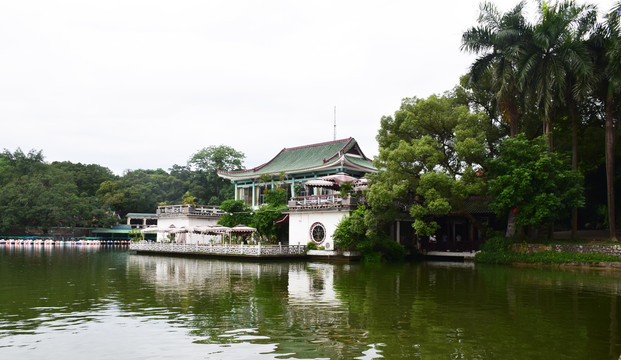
[585,2,619,241]
[516,0,597,239]
[603,2,620,241]
[518,0,597,150]
[462,1,532,237]
[461,1,531,137]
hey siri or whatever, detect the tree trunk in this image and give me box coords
[606,89,617,241]
[570,105,579,240]
[544,118,553,151]
[506,210,516,238]
[509,104,519,137]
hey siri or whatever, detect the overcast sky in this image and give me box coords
[1,0,616,175]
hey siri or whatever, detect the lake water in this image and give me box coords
[1,245,621,359]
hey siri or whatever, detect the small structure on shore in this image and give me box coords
[125,213,157,229]
[148,204,225,244]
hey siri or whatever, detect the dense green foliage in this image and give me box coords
[0,149,118,232]
[458,0,621,239]
[0,145,245,234]
[218,188,289,242]
[366,94,491,237]
[364,0,621,243]
[250,188,289,242]
[487,134,584,227]
[333,206,406,262]
[185,145,245,205]
[96,169,185,216]
[217,200,253,228]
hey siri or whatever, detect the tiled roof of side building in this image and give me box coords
[125,213,157,218]
[218,138,376,179]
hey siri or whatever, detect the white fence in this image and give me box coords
[129,241,307,257]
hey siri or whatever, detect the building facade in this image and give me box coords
[218,138,377,250]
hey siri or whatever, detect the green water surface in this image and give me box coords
[1,245,620,359]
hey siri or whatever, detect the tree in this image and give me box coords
[182,191,196,206]
[487,134,584,236]
[0,149,117,232]
[585,2,620,240]
[602,2,620,241]
[218,200,252,228]
[251,188,288,242]
[50,161,116,197]
[461,1,531,137]
[96,169,184,216]
[518,0,597,148]
[333,205,405,262]
[187,145,245,205]
[368,94,489,237]
[519,0,596,238]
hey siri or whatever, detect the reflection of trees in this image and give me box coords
[0,246,122,333]
[405,263,621,359]
[122,255,621,359]
[5,247,621,359]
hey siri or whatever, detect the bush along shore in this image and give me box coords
[475,236,621,265]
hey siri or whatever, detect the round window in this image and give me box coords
[310,222,326,244]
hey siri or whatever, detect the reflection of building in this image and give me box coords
[288,262,339,307]
[218,138,377,250]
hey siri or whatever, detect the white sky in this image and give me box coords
[0,0,616,175]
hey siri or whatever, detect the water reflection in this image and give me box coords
[3,246,621,359]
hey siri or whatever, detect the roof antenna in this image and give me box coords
[333,106,337,141]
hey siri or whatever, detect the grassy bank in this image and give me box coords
[475,236,621,265]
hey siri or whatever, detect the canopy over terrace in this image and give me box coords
[141,224,257,244]
[304,172,359,191]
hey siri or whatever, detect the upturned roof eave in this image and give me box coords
[217,137,372,180]
[218,155,376,182]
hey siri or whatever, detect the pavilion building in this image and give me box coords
[217,138,377,250]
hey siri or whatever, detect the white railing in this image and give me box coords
[129,241,306,257]
[157,204,225,217]
[288,194,355,209]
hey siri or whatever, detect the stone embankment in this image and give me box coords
[512,243,621,268]
[513,243,621,257]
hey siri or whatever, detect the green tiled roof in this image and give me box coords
[126,213,157,218]
[218,138,376,180]
[345,154,375,169]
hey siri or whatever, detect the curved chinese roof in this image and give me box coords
[217,138,376,181]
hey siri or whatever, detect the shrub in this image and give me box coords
[479,235,512,253]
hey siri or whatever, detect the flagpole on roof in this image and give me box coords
[333,106,336,141]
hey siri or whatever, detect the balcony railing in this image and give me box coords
[156,204,225,217]
[288,194,356,209]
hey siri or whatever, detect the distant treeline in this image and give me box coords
[0,146,244,233]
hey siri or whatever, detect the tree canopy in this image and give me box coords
[367,94,490,236]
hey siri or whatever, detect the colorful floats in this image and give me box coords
[0,238,130,246]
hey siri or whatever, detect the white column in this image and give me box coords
[252,182,256,208]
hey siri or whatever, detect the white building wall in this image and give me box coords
[288,211,350,250]
[156,217,221,244]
